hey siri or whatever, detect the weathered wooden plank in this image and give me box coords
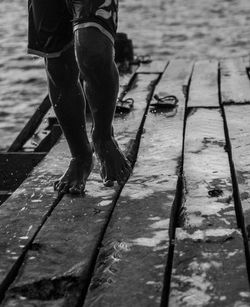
[113,73,160,151]
[170,228,250,307]
[183,109,236,229]
[169,108,250,306]
[12,70,136,152]
[220,58,250,104]
[35,124,62,152]
[0,140,69,298]
[153,59,193,99]
[0,194,11,206]
[118,68,137,97]
[137,60,168,74]
[224,105,250,231]
[188,60,219,107]
[2,73,160,306]
[8,95,51,152]
[0,153,46,192]
[83,60,193,307]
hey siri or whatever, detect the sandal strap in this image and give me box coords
[153,94,178,104]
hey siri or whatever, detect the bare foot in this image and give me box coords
[54,151,93,195]
[93,137,132,186]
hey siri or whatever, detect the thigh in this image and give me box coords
[45,46,80,87]
[28,0,73,57]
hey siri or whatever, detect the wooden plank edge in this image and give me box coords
[8,96,51,152]
[169,228,250,306]
[1,73,161,306]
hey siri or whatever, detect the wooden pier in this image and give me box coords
[1,57,250,306]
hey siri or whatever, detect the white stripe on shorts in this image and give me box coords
[73,22,114,45]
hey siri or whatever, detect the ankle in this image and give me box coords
[71,145,93,160]
[92,130,113,143]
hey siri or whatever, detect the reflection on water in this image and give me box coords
[1,0,250,150]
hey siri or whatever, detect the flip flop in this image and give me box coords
[132,55,152,65]
[150,94,178,108]
[116,97,134,113]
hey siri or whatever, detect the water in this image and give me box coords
[119,0,250,60]
[1,0,250,150]
[0,0,47,150]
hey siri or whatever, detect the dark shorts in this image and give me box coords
[28,0,118,58]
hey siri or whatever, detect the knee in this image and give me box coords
[45,51,79,89]
[75,28,115,79]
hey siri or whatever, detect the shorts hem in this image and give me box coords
[73,22,114,45]
[27,40,73,58]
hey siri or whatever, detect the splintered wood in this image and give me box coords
[1,57,250,306]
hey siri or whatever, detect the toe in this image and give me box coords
[57,182,65,192]
[116,170,126,186]
[117,164,131,186]
[100,166,114,186]
[125,159,132,172]
[117,177,125,186]
[123,163,132,177]
[69,181,87,195]
[69,184,81,194]
[53,180,60,191]
[105,166,116,186]
[58,182,69,194]
[123,165,131,179]
[80,184,86,195]
[100,162,115,187]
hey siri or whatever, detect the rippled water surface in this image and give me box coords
[1,0,250,150]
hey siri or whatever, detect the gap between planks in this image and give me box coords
[169,108,250,306]
[0,66,142,302]
[1,56,250,306]
[83,59,193,307]
[1,70,162,306]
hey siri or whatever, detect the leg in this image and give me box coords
[45,47,93,194]
[74,28,131,185]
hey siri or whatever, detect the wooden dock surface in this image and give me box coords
[1,56,250,306]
